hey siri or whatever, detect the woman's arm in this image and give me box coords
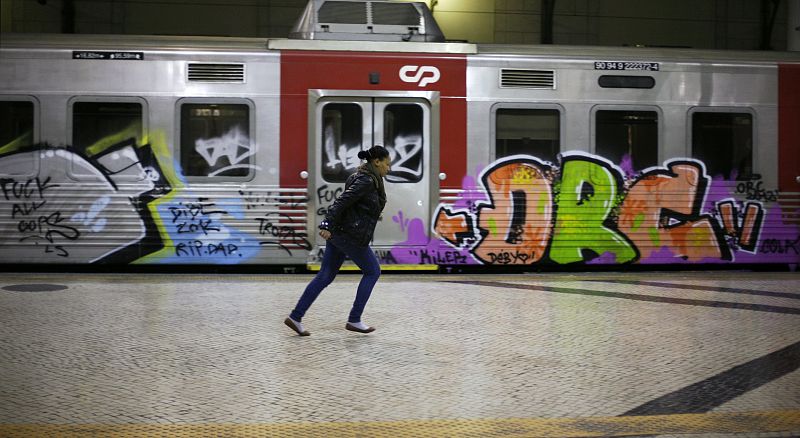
[320,174,372,231]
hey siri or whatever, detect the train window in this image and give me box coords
[691,111,753,180]
[384,104,423,183]
[180,103,252,178]
[0,101,34,153]
[598,75,655,89]
[595,110,658,171]
[0,100,36,176]
[495,108,560,164]
[322,103,363,183]
[72,102,143,156]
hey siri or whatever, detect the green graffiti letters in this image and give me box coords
[549,157,637,264]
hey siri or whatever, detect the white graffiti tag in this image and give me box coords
[195,126,258,177]
[322,126,424,183]
[387,134,423,181]
[323,123,362,171]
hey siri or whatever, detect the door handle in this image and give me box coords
[300,171,309,180]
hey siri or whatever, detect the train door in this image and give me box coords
[779,64,800,195]
[312,96,431,248]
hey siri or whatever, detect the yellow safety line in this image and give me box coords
[2,410,799,437]
[306,263,439,271]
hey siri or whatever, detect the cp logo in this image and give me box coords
[399,65,441,87]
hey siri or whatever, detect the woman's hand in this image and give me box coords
[319,230,332,240]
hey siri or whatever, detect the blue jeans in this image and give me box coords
[291,234,381,323]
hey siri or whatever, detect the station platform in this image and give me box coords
[1,271,799,437]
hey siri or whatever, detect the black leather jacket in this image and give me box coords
[319,171,385,247]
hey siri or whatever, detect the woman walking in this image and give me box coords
[285,145,391,336]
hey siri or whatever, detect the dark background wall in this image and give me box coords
[0,0,792,50]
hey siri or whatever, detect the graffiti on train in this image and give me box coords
[735,180,779,203]
[0,140,170,262]
[759,236,800,255]
[256,212,312,255]
[1,139,795,265]
[166,197,243,259]
[239,189,306,210]
[432,153,775,265]
[315,184,343,216]
[322,124,423,183]
[150,191,306,263]
[2,175,77,257]
[392,210,412,233]
[193,125,258,177]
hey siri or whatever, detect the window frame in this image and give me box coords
[378,100,428,184]
[490,102,565,164]
[176,97,256,183]
[319,100,369,184]
[66,96,148,181]
[0,95,40,177]
[597,75,656,89]
[67,95,148,154]
[687,106,757,180]
[590,104,663,170]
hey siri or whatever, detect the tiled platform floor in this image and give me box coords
[1,271,799,437]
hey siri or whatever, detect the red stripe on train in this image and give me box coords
[279,50,467,189]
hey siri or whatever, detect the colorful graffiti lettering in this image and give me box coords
[617,160,725,262]
[550,156,637,264]
[1,133,795,267]
[433,153,773,265]
[472,158,553,264]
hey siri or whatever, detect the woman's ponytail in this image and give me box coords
[357,149,372,160]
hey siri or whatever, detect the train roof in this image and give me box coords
[2,32,799,64]
[0,33,271,52]
[475,43,800,64]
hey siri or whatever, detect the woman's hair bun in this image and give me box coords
[357,146,389,161]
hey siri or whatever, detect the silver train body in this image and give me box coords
[1,33,799,268]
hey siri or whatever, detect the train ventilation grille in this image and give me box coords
[500,69,555,89]
[188,63,245,82]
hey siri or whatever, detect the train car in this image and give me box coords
[1,0,799,270]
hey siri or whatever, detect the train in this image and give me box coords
[1,0,799,270]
